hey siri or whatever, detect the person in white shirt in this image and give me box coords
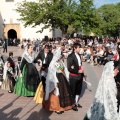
[67,43,84,111]
[83,46,91,62]
[94,46,104,65]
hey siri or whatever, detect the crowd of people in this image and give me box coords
[0,38,85,115]
[19,36,120,67]
[0,36,120,119]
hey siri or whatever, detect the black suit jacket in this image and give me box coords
[7,57,15,72]
[67,52,82,74]
[35,50,53,67]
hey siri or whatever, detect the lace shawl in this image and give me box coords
[3,62,14,80]
[0,58,4,67]
[3,61,8,80]
[87,61,119,120]
[7,67,14,75]
[45,47,69,100]
[21,50,36,63]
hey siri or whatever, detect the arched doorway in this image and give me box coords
[8,29,17,39]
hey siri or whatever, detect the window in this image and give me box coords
[6,0,14,1]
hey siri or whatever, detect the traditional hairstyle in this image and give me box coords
[27,44,32,49]
[9,52,13,57]
[114,61,120,71]
[18,56,22,62]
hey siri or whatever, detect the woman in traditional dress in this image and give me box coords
[14,44,40,96]
[1,61,15,93]
[43,47,75,114]
[115,42,120,112]
[84,61,120,120]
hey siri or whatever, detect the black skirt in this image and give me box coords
[0,67,3,81]
[56,73,75,108]
[24,63,40,92]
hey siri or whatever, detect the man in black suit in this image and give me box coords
[7,52,15,73]
[67,43,84,111]
[35,45,53,91]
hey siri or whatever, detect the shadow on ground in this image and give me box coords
[26,108,53,120]
[0,96,22,120]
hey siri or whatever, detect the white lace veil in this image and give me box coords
[87,61,119,120]
[45,47,69,100]
[3,61,8,80]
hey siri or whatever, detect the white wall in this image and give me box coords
[0,0,59,40]
[0,12,4,39]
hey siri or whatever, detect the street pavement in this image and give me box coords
[0,46,103,120]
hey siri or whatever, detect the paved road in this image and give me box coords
[0,47,103,120]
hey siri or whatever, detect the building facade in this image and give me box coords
[0,0,62,40]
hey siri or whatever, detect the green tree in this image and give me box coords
[16,0,77,35]
[96,3,120,36]
[72,0,99,35]
[16,0,101,36]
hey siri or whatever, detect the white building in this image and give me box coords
[0,0,62,40]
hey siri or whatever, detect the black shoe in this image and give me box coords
[72,105,78,111]
[94,63,97,66]
[55,111,64,114]
[77,104,82,108]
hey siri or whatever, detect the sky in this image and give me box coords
[94,0,120,7]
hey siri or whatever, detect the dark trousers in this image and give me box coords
[69,74,83,99]
[3,46,7,53]
[9,77,16,86]
[41,76,46,92]
[8,76,16,91]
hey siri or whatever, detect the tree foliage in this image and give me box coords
[15,0,120,36]
[16,0,78,35]
[16,0,98,35]
[73,0,98,33]
[95,3,120,36]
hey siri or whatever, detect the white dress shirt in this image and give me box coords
[75,53,81,66]
[43,53,47,64]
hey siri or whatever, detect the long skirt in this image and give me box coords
[0,67,3,86]
[1,76,13,91]
[43,73,75,111]
[14,65,35,96]
[84,114,89,120]
[34,82,44,104]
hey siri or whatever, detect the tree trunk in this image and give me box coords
[60,25,68,37]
